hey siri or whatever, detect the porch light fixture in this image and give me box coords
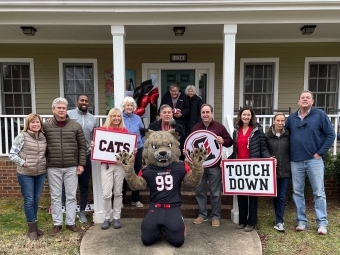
[173,27,185,36]
[300,25,316,35]
[20,26,37,36]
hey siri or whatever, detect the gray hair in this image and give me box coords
[159,104,172,112]
[185,85,197,95]
[121,96,137,111]
[169,84,179,91]
[299,90,314,99]
[52,97,68,109]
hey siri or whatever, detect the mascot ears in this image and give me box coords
[145,129,180,141]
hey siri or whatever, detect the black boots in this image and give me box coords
[27,221,38,240]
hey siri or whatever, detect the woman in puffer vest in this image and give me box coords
[9,113,47,240]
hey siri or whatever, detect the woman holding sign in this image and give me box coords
[91,108,128,230]
[228,106,271,232]
[266,112,291,232]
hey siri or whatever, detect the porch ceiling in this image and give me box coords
[1,23,340,44]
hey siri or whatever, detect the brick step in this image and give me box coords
[121,204,232,219]
[123,190,234,205]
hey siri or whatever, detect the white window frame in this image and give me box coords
[58,58,99,115]
[239,58,279,111]
[0,58,36,115]
[304,57,340,109]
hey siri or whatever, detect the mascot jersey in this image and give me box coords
[138,161,190,204]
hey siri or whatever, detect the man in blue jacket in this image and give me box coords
[285,90,335,235]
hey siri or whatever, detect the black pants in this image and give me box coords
[122,147,143,203]
[141,204,185,247]
[62,153,92,211]
[237,195,258,226]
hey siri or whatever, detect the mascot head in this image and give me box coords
[143,129,181,167]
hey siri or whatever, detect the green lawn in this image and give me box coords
[1,196,340,254]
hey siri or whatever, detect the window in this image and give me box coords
[243,64,274,115]
[240,58,279,116]
[0,62,34,115]
[64,64,94,113]
[308,63,338,111]
[59,59,98,115]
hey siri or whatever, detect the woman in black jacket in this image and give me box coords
[265,112,291,232]
[228,106,271,232]
[185,85,203,136]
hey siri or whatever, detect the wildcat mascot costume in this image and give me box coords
[117,129,206,247]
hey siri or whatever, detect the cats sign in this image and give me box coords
[91,128,137,163]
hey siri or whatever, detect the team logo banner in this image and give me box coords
[222,159,277,196]
[91,128,137,163]
[184,130,222,168]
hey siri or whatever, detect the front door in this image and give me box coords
[161,69,195,97]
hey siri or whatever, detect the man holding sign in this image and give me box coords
[191,104,233,227]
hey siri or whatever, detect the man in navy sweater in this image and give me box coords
[285,90,335,235]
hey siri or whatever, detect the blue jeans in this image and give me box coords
[273,177,290,224]
[17,173,46,222]
[291,158,327,226]
[195,167,222,220]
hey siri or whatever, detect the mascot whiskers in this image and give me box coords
[116,129,206,247]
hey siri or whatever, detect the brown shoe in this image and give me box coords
[49,225,62,236]
[193,217,208,224]
[212,219,220,227]
[66,224,79,232]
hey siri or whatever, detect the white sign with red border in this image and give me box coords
[91,128,137,163]
[184,130,222,168]
[222,159,277,196]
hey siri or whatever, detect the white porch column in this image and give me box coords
[222,24,238,224]
[111,25,126,108]
[91,161,104,223]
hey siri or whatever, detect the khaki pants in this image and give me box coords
[101,164,125,220]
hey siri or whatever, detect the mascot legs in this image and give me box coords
[141,206,185,247]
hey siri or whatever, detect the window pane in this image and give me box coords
[263,66,272,78]
[21,65,30,78]
[3,79,12,92]
[75,66,84,80]
[12,65,21,79]
[14,94,23,107]
[84,67,93,79]
[65,80,75,93]
[2,65,11,78]
[309,64,318,78]
[263,80,273,92]
[66,67,74,79]
[22,80,30,92]
[245,66,253,78]
[328,79,337,92]
[23,94,31,106]
[309,79,317,91]
[315,94,325,107]
[13,80,21,92]
[318,79,327,92]
[75,80,84,93]
[254,66,263,79]
[85,80,94,93]
[253,80,262,92]
[318,65,328,78]
[4,95,14,107]
[329,64,337,78]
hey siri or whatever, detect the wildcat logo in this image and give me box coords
[184,130,222,168]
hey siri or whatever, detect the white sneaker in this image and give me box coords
[318,225,327,235]
[296,221,307,231]
[274,223,285,232]
[131,201,143,207]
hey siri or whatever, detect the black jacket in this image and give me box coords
[159,91,190,126]
[186,94,203,136]
[266,125,291,178]
[229,124,271,159]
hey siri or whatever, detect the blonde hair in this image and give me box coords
[22,113,44,133]
[103,108,125,129]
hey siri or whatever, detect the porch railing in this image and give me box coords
[1,114,339,156]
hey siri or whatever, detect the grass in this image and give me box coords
[1,195,340,255]
[257,196,340,255]
[0,197,92,255]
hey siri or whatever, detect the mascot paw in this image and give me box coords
[190,146,207,165]
[116,150,135,167]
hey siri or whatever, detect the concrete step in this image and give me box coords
[123,190,234,205]
[121,204,232,219]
